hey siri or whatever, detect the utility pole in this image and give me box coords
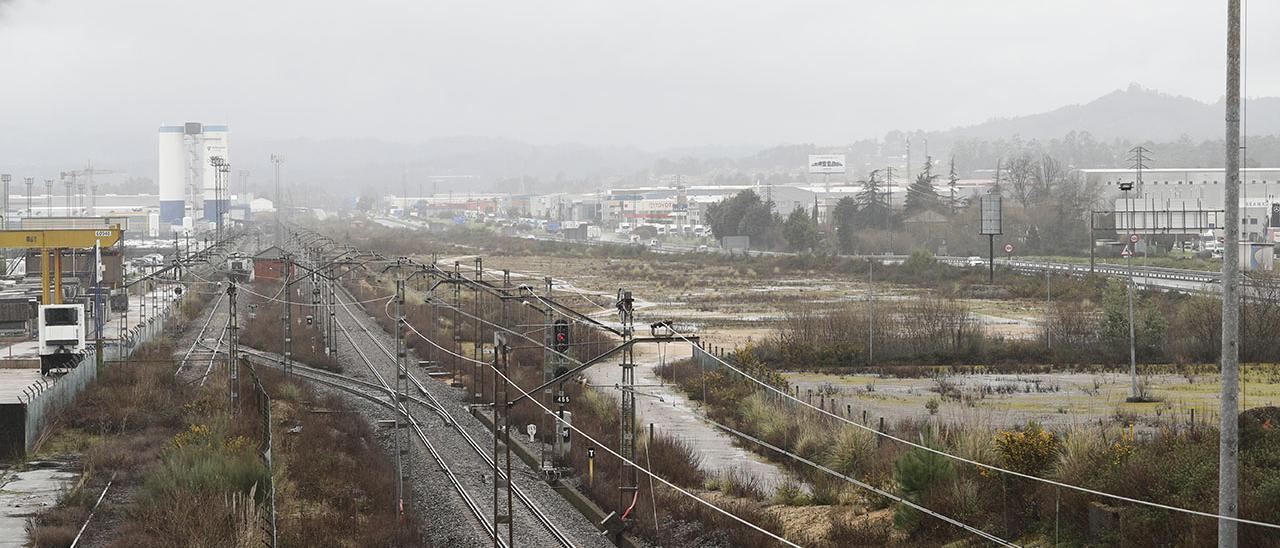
[0,174,9,275]
[1220,1,1242,545]
[492,333,514,548]
[616,289,637,526]
[541,276,554,472]
[867,259,874,366]
[283,254,294,377]
[393,276,410,524]
[63,174,73,216]
[23,177,32,222]
[228,283,240,416]
[884,166,894,230]
[473,258,483,406]
[452,262,462,387]
[271,154,283,247]
[44,179,53,217]
[1045,269,1051,350]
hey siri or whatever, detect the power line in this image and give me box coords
[393,315,800,547]
[390,294,1015,546]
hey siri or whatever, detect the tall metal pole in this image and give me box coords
[1045,269,1051,350]
[228,284,240,416]
[988,234,994,284]
[867,259,874,366]
[271,154,283,247]
[473,258,483,406]
[1127,189,1139,401]
[1219,1,1242,544]
[1,174,9,275]
[394,277,409,523]
[616,290,637,526]
[284,255,294,377]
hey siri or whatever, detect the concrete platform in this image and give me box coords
[0,370,43,402]
[0,286,177,362]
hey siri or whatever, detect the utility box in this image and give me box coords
[553,410,572,459]
[721,235,750,252]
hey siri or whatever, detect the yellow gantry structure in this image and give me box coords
[0,227,124,305]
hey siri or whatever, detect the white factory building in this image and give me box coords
[158,122,231,228]
[1084,168,1280,242]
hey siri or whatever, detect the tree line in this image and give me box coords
[706,153,1103,256]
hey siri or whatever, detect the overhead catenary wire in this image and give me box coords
[372,300,799,546]
[385,268,1280,532]
[398,311,1015,546]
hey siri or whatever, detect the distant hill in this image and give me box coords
[934,84,1280,143]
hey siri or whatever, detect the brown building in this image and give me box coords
[253,246,291,280]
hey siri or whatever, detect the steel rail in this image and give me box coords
[333,283,575,548]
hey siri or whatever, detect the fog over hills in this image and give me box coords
[4,85,1277,197]
[933,84,1280,142]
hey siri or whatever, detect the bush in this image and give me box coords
[892,444,954,532]
[994,421,1059,475]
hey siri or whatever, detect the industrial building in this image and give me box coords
[158,122,232,230]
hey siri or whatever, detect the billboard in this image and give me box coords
[979,195,1002,235]
[808,154,846,174]
[1112,200,1224,234]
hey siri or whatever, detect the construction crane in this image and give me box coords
[0,226,124,304]
[0,226,124,374]
[60,163,119,216]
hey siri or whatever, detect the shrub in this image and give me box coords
[823,427,876,477]
[994,421,1060,475]
[892,444,955,532]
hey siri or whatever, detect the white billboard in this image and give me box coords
[808,154,846,174]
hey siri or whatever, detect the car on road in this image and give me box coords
[966,256,984,266]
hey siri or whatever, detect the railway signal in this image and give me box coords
[552,319,570,353]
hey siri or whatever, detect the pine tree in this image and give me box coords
[855,170,889,228]
[904,157,941,215]
[947,156,961,213]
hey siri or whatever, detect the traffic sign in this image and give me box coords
[1129,234,1140,243]
[1003,243,1014,254]
[1121,245,1132,258]
[526,424,537,442]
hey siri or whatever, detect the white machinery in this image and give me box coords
[38,304,86,375]
[227,253,255,283]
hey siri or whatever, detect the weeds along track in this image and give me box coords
[327,283,595,548]
[238,345,498,546]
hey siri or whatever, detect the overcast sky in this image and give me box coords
[1,0,1277,150]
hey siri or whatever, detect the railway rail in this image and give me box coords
[329,284,578,548]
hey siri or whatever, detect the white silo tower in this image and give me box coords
[158,125,186,224]
[201,125,229,221]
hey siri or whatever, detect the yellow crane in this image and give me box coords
[0,227,124,304]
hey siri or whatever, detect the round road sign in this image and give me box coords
[1130,234,1140,243]
[1003,243,1014,254]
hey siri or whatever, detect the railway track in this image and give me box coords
[175,288,226,376]
[237,345,500,546]
[327,283,581,548]
[330,289,578,548]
